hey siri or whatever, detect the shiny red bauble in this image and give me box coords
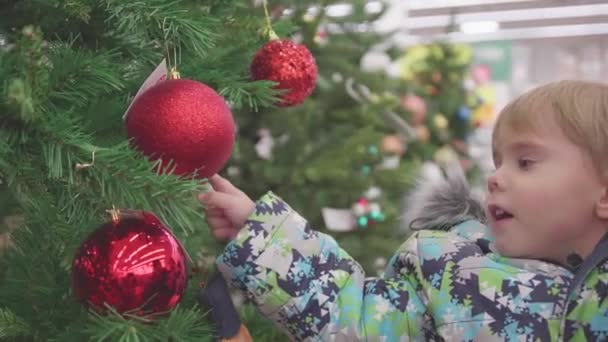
[250,39,317,107]
[71,210,188,316]
[126,79,235,178]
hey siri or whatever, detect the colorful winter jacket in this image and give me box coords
[216,192,608,341]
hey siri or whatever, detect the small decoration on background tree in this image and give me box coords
[71,209,188,316]
[360,144,380,175]
[321,207,357,232]
[351,197,385,229]
[331,72,344,83]
[379,155,401,170]
[360,50,391,73]
[126,67,235,178]
[361,165,372,176]
[322,188,386,232]
[471,64,491,85]
[314,30,329,46]
[381,134,406,156]
[400,94,427,125]
[415,125,431,143]
[250,1,318,107]
[434,145,459,169]
[432,114,449,130]
[472,104,494,127]
[456,106,471,121]
[255,128,275,160]
[364,186,383,200]
[431,71,442,84]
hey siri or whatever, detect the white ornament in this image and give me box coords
[331,72,344,83]
[364,186,382,200]
[255,128,275,160]
[463,77,476,91]
[322,208,357,232]
[378,155,400,170]
[385,61,402,79]
[351,202,368,217]
[360,50,391,72]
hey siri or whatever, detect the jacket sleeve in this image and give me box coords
[215,192,433,341]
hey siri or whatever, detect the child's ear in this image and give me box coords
[596,186,608,220]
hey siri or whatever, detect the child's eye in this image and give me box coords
[517,158,534,170]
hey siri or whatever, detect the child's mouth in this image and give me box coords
[488,204,514,222]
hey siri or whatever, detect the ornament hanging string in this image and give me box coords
[262,0,279,40]
[106,205,120,225]
[162,20,182,79]
[75,148,96,170]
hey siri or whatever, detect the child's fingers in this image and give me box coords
[208,174,242,195]
[203,207,225,217]
[205,216,232,229]
[198,191,235,209]
[213,228,238,241]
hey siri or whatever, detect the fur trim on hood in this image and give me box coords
[401,163,487,232]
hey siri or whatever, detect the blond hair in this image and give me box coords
[492,80,608,172]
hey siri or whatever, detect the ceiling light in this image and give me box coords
[460,21,500,34]
[326,4,353,17]
[365,1,384,14]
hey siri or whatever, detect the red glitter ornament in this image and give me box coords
[250,39,317,107]
[71,210,188,316]
[126,79,235,178]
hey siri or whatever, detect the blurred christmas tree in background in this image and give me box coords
[229,1,485,275]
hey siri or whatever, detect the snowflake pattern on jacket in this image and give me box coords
[216,192,608,341]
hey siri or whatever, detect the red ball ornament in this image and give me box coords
[126,79,235,178]
[71,210,188,316]
[250,39,317,107]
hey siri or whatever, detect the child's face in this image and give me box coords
[486,117,607,263]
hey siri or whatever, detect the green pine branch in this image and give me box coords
[46,45,125,108]
[0,308,31,340]
[103,0,218,59]
[84,306,212,342]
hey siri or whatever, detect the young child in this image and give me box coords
[199,80,608,341]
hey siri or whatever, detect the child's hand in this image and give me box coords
[198,174,255,242]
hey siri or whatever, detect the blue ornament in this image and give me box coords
[457,106,471,121]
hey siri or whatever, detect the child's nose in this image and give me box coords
[487,172,502,193]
